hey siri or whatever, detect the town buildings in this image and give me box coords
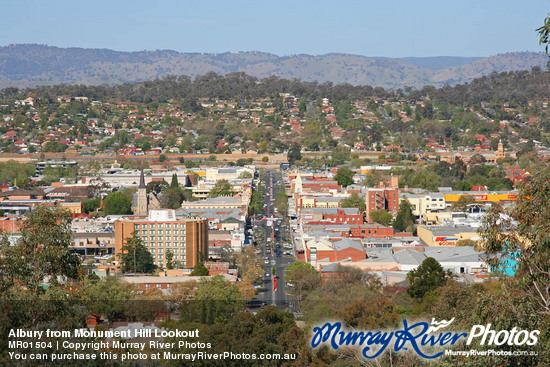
[114,209,208,269]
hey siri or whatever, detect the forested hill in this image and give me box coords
[0,44,546,89]
[7,68,550,108]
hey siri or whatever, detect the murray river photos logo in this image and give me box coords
[310,318,540,359]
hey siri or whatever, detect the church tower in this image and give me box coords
[495,139,505,158]
[136,169,148,215]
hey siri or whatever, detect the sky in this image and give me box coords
[0,0,548,58]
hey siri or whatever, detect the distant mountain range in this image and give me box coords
[0,44,547,89]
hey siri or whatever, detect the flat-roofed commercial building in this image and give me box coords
[114,210,208,269]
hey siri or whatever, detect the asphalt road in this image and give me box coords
[251,170,294,311]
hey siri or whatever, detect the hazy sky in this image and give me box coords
[1,0,548,57]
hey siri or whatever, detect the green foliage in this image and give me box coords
[285,261,320,310]
[160,187,184,209]
[119,236,156,274]
[237,170,253,178]
[0,160,36,186]
[300,265,382,324]
[0,206,80,293]
[42,164,78,184]
[194,274,245,324]
[43,141,68,152]
[166,250,174,269]
[146,180,168,194]
[335,296,400,329]
[165,307,317,365]
[0,207,85,356]
[370,209,393,226]
[340,192,366,211]
[481,169,550,314]
[393,199,414,232]
[103,191,132,215]
[275,185,288,216]
[190,262,209,276]
[450,195,476,211]
[406,257,451,299]
[287,142,302,165]
[235,246,263,282]
[537,14,550,68]
[82,198,101,213]
[334,166,355,187]
[84,276,132,322]
[208,179,233,197]
[249,183,265,215]
[170,173,179,188]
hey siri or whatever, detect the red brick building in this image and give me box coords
[322,209,364,225]
[305,238,366,264]
[366,188,399,222]
[349,223,396,238]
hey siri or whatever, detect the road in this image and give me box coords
[251,169,294,310]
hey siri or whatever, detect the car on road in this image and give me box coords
[264,259,269,264]
[264,272,271,278]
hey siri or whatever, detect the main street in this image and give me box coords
[252,169,294,310]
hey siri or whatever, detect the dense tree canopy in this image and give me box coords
[407,257,451,299]
[334,166,355,187]
[103,191,132,215]
[119,236,156,274]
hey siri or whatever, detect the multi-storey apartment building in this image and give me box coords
[114,210,208,269]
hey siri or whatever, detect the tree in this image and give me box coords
[190,262,209,276]
[335,297,400,329]
[170,173,179,188]
[334,166,355,187]
[237,171,253,179]
[0,206,80,293]
[0,207,85,356]
[370,209,393,226]
[82,198,101,214]
[450,195,476,211]
[407,257,451,299]
[208,179,233,197]
[287,143,302,165]
[340,193,366,212]
[84,276,132,322]
[235,246,263,282]
[195,274,245,324]
[160,187,184,209]
[119,236,156,274]
[166,280,198,312]
[275,185,289,216]
[166,250,174,269]
[393,199,414,232]
[146,180,168,194]
[480,169,550,314]
[537,14,550,68]
[286,262,320,309]
[127,288,167,322]
[103,191,132,215]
